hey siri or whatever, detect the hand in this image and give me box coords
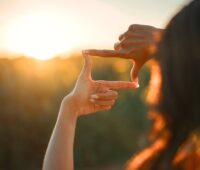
[62,54,138,117]
[83,24,163,84]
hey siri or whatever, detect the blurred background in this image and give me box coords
[0,0,189,169]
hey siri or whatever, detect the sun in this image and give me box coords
[6,13,78,60]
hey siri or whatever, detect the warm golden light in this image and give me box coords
[5,13,80,60]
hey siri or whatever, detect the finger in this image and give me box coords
[115,39,145,51]
[96,80,139,90]
[119,33,124,41]
[128,24,142,31]
[90,99,115,106]
[90,90,118,100]
[116,40,145,50]
[123,32,145,39]
[120,31,144,41]
[128,24,153,31]
[81,53,92,78]
[94,105,112,112]
[83,49,127,58]
[130,61,143,85]
[114,42,121,51]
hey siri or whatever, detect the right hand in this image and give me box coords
[62,54,138,117]
[83,24,163,84]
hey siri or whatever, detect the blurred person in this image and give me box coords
[84,0,200,170]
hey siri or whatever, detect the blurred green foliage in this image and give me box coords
[0,54,151,170]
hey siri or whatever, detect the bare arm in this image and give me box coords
[42,55,138,170]
[43,98,77,170]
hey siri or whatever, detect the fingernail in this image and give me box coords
[132,79,139,88]
[90,99,95,103]
[132,82,139,88]
[91,94,99,99]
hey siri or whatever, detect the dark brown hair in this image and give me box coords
[126,0,200,169]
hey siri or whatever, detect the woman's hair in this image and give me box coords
[126,0,200,169]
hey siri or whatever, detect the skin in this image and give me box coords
[43,24,163,170]
[43,54,138,170]
[83,24,163,85]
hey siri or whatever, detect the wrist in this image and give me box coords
[59,94,79,121]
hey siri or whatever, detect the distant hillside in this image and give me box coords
[0,50,24,59]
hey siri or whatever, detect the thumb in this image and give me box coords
[130,61,142,86]
[81,53,92,79]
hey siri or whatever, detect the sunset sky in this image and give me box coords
[0,0,189,59]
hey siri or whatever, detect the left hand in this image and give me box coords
[83,24,163,85]
[62,54,138,117]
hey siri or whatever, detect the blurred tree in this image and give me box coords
[0,55,150,170]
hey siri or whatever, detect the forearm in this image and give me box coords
[43,98,78,170]
[42,54,126,170]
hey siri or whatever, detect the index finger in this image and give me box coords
[81,54,92,78]
[83,49,127,59]
[96,80,139,90]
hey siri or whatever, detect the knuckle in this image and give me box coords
[128,24,136,30]
[128,24,140,31]
[124,31,131,37]
[120,39,128,47]
[121,40,131,48]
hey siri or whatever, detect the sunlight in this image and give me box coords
[6,13,80,60]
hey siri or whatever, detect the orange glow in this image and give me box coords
[126,137,168,170]
[0,0,189,60]
[146,60,162,105]
[5,12,83,60]
[113,60,130,74]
